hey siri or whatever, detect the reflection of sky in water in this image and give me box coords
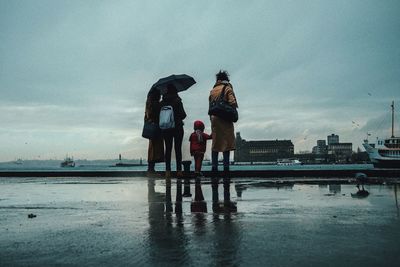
[1,178,399,266]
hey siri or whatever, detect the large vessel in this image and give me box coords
[60,156,75,167]
[112,155,145,167]
[363,101,400,168]
[276,159,302,166]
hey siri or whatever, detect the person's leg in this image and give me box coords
[194,152,204,173]
[163,131,173,171]
[194,153,201,173]
[223,151,230,171]
[211,150,218,171]
[147,161,155,172]
[174,126,184,171]
[198,152,204,173]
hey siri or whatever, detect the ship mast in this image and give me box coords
[391,101,395,138]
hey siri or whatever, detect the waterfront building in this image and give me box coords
[328,142,353,162]
[234,132,294,162]
[327,134,339,145]
[312,134,353,163]
[312,140,328,163]
[315,140,327,154]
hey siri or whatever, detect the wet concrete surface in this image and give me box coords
[1,177,400,266]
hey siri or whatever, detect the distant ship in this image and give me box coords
[111,155,145,167]
[114,162,144,167]
[13,158,23,165]
[363,101,400,168]
[276,159,302,166]
[60,156,75,167]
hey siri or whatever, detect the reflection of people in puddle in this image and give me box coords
[192,176,240,266]
[165,179,173,213]
[394,184,399,217]
[211,213,241,266]
[175,178,183,214]
[211,176,237,213]
[148,179,165,220]
[191,176,207,212]
[191,211,241,266]
[329,184,341,194]
[147,179,190,266]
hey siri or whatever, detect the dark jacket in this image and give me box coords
[160,95,186,127]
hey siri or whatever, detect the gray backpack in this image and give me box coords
[159,105,175,129]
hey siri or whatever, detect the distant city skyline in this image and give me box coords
[1,1,399,161]
[0,130,383,163]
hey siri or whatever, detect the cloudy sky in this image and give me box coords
[0,0,399,161]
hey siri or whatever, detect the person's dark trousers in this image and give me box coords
[163,126,184,171]
[147,161,155,172]
[211,150,230,171]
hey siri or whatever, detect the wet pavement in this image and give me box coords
[1,177,400,266]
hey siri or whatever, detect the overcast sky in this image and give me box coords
[1,0,399,161]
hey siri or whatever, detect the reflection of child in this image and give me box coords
[189,120,212,175]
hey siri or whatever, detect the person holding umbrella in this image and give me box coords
[150,74,195,178]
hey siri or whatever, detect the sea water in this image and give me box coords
[0,161,374,171]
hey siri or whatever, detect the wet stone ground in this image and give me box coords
[0,177,400,267]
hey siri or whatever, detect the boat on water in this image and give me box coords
[60,156,75,167]
[111,155,145,167]
[13,158,23,165]
[276,159,302,166]
[113,162,145,167]
[363,101,400,168]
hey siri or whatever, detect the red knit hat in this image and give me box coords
[194,120,205,131]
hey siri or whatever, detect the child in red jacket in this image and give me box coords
[189,120,212,176]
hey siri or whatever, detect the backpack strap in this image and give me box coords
[217,85,228,101]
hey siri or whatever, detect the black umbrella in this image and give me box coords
[150,74,196,95]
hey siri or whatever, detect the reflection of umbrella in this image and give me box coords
[150,74,196,95]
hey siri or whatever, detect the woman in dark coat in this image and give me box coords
[144,90,164,174]
[160,84,187,178]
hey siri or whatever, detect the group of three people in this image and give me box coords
[144,70,238,177]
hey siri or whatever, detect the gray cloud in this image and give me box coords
[0,0,399,161]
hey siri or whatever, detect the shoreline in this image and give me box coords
[1,169,399,179]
